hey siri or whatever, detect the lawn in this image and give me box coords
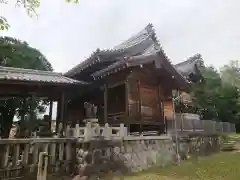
[113,152,240,180]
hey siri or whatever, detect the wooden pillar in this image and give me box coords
[104,84,108,123]
[157,84,162,118]
[60,92,66,131]
[158,83,165,134]
[30,95,35,121]
[125,80,129,117]
[48,101,53,131]
[137,80,142,134]
[56,92,65,134]
[56,100,61,133]
[20,98,26,121]
[125,80,129,134]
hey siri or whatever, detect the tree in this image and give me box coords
[214,85,240,124]
[191,66,222,120]
[0,36,53,137]
[186,59,240,129]
[0,0,78,31]
[221,60,240,88]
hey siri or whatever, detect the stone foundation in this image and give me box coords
[177,134,222,160]
[75,135,175,178]
[74,134,222,179]
[122,136,174,172]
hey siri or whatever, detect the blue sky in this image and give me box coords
[2,0,240,119]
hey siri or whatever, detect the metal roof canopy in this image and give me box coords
[0,66,89,100]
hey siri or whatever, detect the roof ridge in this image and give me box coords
[146,23,161,50]
[175,54,202,66]
[0,66,62,76]
[64,49,100,76]
[0,66,86,84]
[112,23,154,50]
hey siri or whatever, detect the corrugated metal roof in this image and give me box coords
[0,66,87,85]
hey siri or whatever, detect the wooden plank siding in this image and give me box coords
[127,68,164,123]
[163,99,173,120]
[139,85,160,119]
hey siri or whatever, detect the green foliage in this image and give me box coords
[191,66,222,119]
[0,16,9,31]
[0,36,53,137]
[221,60,240,88]
[0,36,53,70]
[187,57,240,124]
[175,54,240,126]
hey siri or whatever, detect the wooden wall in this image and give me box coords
[127,68,162,121]
[107,84,126,114]
[164,99,173,120]
[66,101,85,125]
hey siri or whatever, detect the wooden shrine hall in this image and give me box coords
[65,24,202,134]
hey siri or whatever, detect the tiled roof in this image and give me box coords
[0,66,87,85]
[113,24,159,52]
[65,23,201,84]
[91,51,187,86]
[174,54,202,77]
[65,24,160,77]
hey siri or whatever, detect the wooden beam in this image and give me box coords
[100,80,125,89]
[104,84,108,123]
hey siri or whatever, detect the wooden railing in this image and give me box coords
[0,137,77,180]
[168,113,236,133]
[65,123,127,140]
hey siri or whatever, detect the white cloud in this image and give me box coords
[2,0,240,72]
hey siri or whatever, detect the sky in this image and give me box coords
[2,0,240,119]
[2,0,240,73]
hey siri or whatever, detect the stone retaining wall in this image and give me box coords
[75,136,175,179]
[177,134,222,160]
[122,136,174,172]
[74,134,222,179]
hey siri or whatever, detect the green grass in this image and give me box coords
[114,152,240,180]
[227,133,240,138]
